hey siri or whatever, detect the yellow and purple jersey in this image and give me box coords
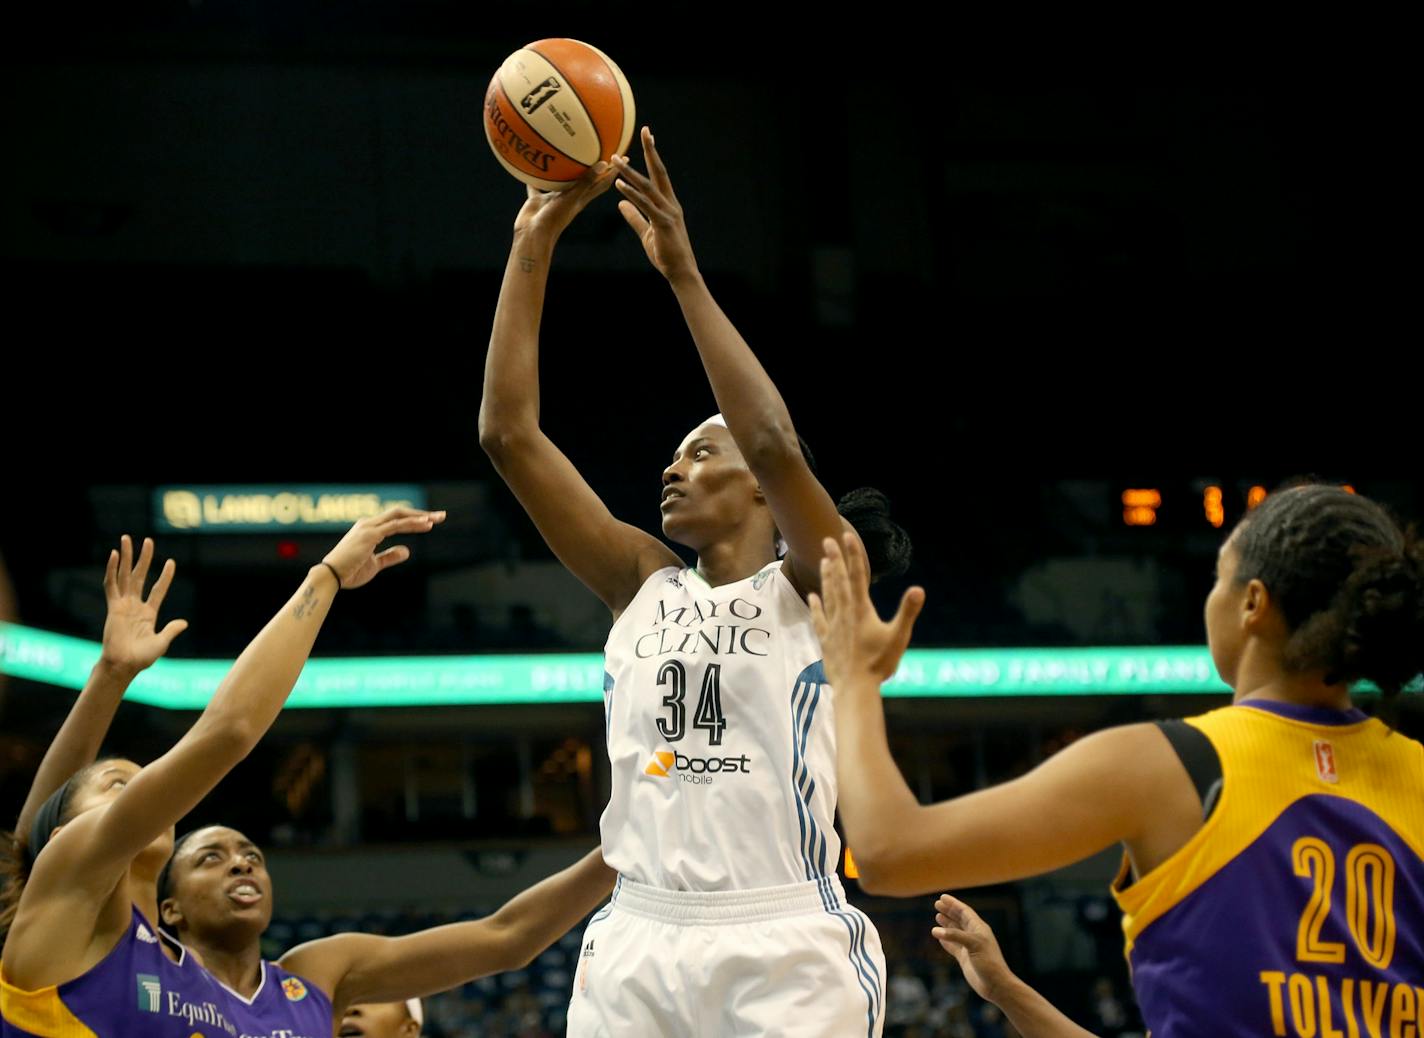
[1,906,331,1038]
[1113,700,1424,1037]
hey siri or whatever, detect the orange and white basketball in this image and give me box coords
[483,39,636,191]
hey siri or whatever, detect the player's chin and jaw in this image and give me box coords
[659,489,701,546]
[660,466,765,553]
[205,887,273,944]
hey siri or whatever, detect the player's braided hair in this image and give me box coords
[796,436,911,582]
[1232,484,1424,698]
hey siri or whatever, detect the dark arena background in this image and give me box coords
[0,6,1414,1036]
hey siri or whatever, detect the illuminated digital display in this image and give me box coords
[0,621,1244,706]
[155,485,427,533]
[6,624,1407,707]
[1122,488,1161,527]
[1120,481,1359,529]
[1203,486,1225,528]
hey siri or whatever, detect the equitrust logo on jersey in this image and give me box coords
[644,748,751,785]
[136,973,161,1012]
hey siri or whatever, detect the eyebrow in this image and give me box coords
[190,841,261,857]
[673,438,715,460]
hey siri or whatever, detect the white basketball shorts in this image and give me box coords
[567,874,885,1037]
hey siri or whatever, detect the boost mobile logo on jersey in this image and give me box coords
[136,973,161,1012]
[645,748,751,785]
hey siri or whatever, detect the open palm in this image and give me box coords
[809,533,924,685]
[101,535,188,674]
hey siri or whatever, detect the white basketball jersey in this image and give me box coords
[599,562,842,891]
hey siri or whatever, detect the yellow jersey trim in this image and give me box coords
[0,965,99,1038]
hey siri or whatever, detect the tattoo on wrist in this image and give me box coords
[519,256,536,273]
[293,585,319,619]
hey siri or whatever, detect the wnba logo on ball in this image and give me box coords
[521,76,562,115]
[483,38,635,191]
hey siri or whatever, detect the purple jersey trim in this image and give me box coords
[1236,699,1370,727]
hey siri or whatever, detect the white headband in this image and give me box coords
[406,999,423,1027]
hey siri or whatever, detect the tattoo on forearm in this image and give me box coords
[519,256,536,273]
[293,586,319,619]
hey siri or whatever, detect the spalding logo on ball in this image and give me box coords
[484,39,635,191]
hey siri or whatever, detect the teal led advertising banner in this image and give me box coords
[0,623,1238,708]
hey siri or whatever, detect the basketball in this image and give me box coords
[483,39,635,191]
